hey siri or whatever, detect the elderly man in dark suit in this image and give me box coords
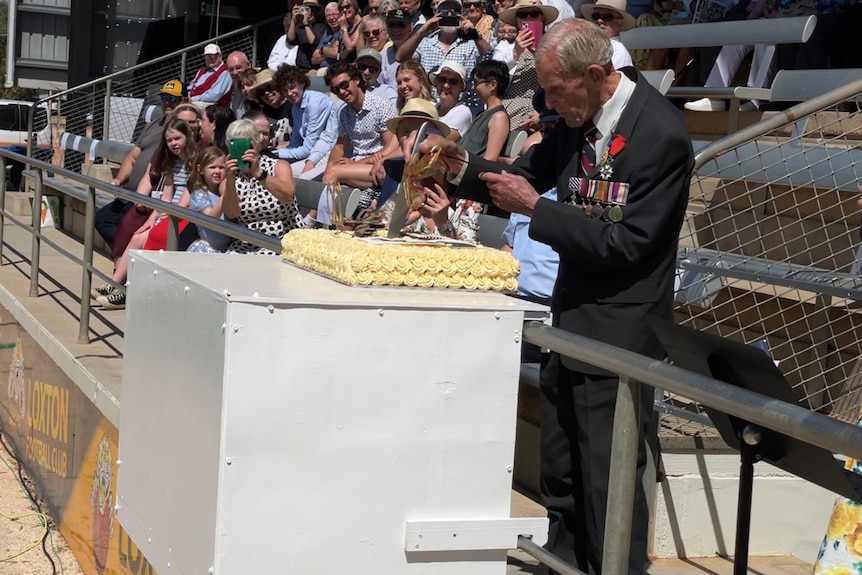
[418,17,694,575]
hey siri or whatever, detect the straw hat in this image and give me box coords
[247,69,276,100]
[580,0,636,31]
[499,0,559,26]
[385,99,451,137]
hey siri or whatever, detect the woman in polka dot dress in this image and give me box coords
[222,119,305,254]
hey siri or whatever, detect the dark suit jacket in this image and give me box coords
[455,67,694,374]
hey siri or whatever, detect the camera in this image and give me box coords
[438,8,459,27]
[299,6,311,13]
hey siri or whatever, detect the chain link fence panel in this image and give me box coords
[664,92,862,440]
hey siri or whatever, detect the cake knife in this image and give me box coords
[388,121,429,238]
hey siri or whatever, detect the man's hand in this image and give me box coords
[480,170,539,215]
[519,111,540,132]
[301,160,315,174]
[420,14,441,35]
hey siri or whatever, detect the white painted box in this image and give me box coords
[117,251,548,575]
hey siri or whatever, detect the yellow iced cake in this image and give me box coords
[281,229,519,291]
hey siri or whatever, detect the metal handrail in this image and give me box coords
[693,77,862,171]
[0,147,281,343]
[522,322,862,460]
[25,15,282,156]
[521,320,862,575]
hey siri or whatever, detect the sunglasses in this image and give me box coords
[591,11,620,20]
[465,2,483,7]
[330,79,352,94]
[340,4,354,11]
[262,84,278,93]
[516,9,543,18]
[363,28,382,37]
[357,62,381,73]
[435,75,462,86]
[160,94,181,103]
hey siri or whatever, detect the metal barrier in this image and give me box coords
[667,78,862,437]
[0,147,281,344]
[25,16,284,166]
[520,321,862,575]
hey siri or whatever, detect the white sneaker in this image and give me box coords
[684,98,725,112]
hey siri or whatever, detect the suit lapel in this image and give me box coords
[557,69,651,202]
[593,69,649,180]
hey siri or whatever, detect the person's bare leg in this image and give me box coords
[111,231,149,284]
[329,162,375,189]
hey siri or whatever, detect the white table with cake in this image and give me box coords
[118,249,549,575]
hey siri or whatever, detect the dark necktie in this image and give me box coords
[580,124,598,177]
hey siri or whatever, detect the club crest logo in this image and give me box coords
[6,338,25,426]
[90,435,114,574]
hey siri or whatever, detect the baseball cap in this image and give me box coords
[355,48,383,66]
[430,61,467,84]
[159,79,185,98]
[203,43,221,55]
[387,8,411,24]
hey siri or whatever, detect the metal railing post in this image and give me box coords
[0,160,6,263]
[166,215,179,251]
[180,53,188,87]
[252,26,259,67]
[79,186,96,344]
[26,103,35,158]
[103,79,113,142]
[517,536,586,575]
[601,375,640,575]
[29,168,43,297]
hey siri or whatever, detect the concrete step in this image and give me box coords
[508,489,815,575]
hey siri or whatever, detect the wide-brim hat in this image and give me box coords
[301,0,324,11]
[580,0,636,31]
[499,0,559,26]
[385,99,451,137]
[247,69,276,100]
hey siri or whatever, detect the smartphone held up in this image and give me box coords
[228,137,252,170]
[523,20,543,50]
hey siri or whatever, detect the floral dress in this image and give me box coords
[226,155,303,255]
[382,197,484,244]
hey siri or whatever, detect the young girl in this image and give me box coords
[94,118,197,310]
[395,61,433,112]
[186,147,231,253]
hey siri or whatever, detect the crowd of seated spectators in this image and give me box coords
[87,0,862,311]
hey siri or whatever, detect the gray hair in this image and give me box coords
[325,1,340,12]
[365,15,386,28]
[381,0,399,12]
[536,19,613,78]
[226,119,265,146]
